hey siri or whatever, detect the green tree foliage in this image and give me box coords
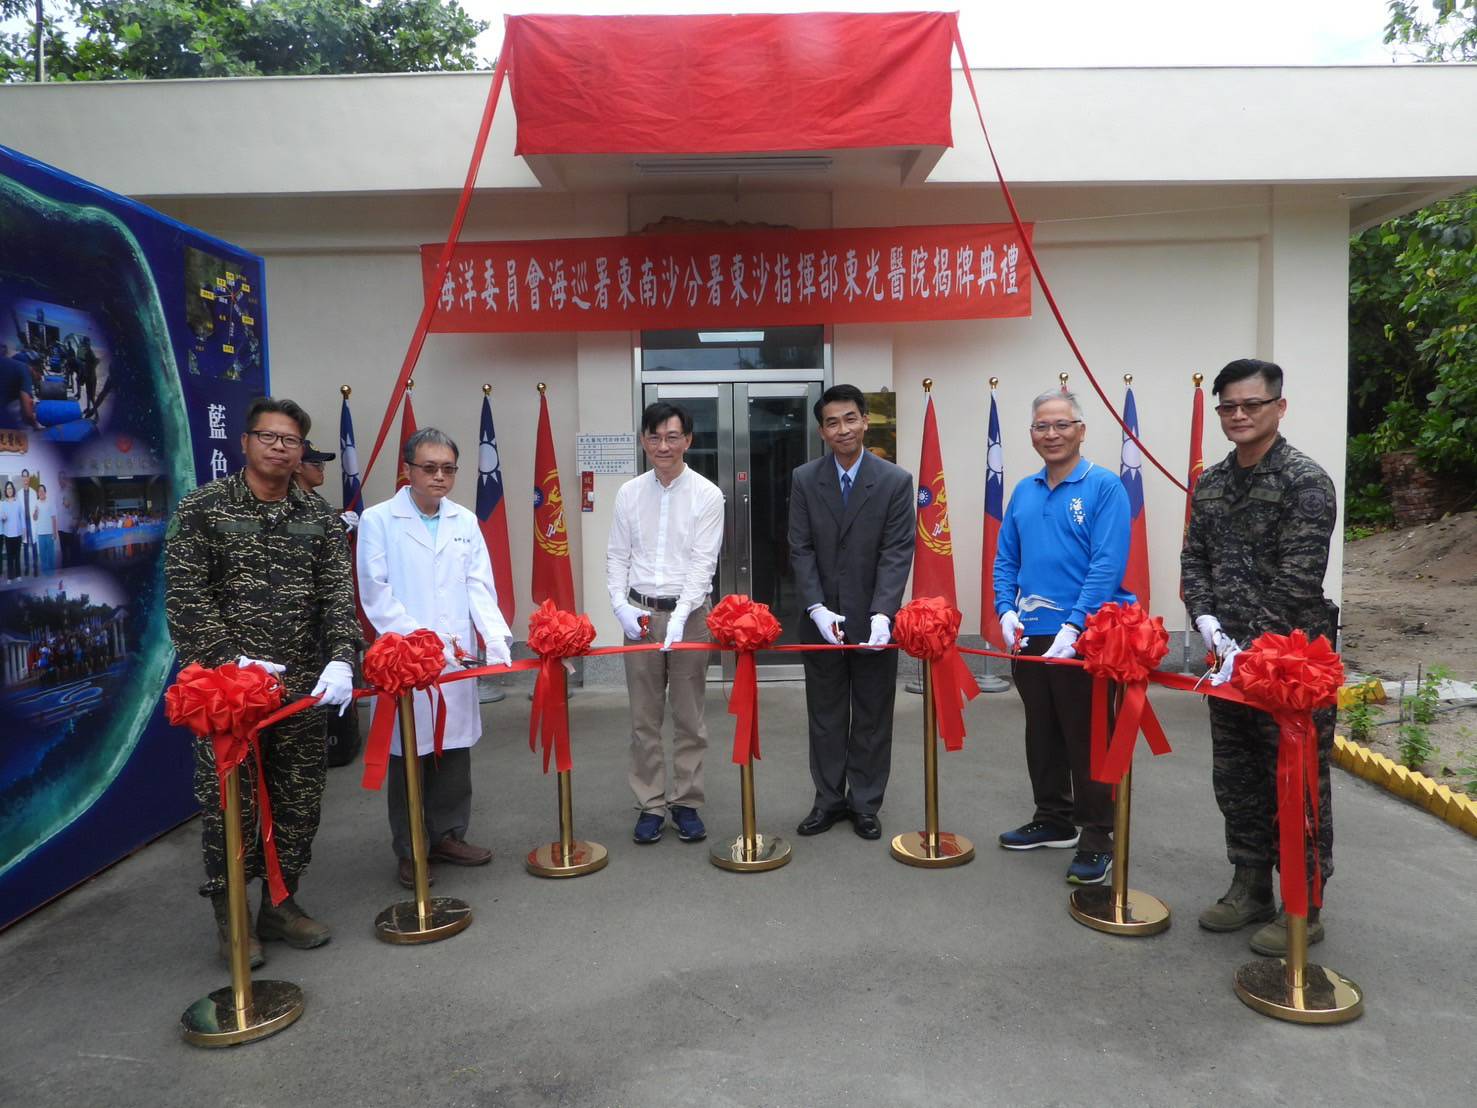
[1385,0,1477,61]
[2,0,485,82]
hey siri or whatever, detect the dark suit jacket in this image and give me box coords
[788,452,916,637]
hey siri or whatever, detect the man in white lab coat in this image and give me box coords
[358,427,513,889]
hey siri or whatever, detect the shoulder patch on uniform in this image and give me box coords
[1296,486,1331,521]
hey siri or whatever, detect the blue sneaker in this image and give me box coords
[669,805,706,842]
[998,820,1080,851]
[633,812,665,844]
[1066,850,1113,885]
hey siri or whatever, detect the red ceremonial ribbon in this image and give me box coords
[164,662,290,905]
[360,629,450,791]
[1076,602,1173,786]
[893,597,980,751]
[527,600,596,773]
[707,595,782,764]
[1230,629,1343,919]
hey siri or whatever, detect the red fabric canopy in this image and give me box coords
[506,12,954,156]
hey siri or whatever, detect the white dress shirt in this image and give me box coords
[606,465,724,625]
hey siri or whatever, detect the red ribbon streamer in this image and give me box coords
[893,597,980,751]
[1077,602,1174,784]
[526,600,596,773]
[360,629,449,791]
[1231,629,1343,918]
[708,595,782,764]
[164,662,290,906]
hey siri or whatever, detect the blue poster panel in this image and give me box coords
[0,144,269,929]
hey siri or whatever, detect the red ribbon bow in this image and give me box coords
[527,600,596,773]
[1231,629,1343,919]
[893,597,980,751]
[1078,602,1173,786]
[360,629,449,791]
[164,662,290,905]
[707,594,782,764]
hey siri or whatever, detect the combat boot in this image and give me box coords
[210,892,265,968]
[1197,865,1275,932]
[1249,907,1324,956]
[256,878,331,949]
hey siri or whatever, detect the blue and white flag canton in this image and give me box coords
[1120,387,1145,517]
[476,394,504,517]
[340,396,362,513]
[985,393,1004,521]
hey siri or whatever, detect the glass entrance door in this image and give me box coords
[642,381,824,676]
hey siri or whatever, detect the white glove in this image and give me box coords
[661,614,686,652]
[485,636,512,669]
[615,604,646,640]
[1211,642,1241,687]
[1195,614,1236,658]
[340,509,359,533]
[809,605,846,646]
[237,655,285,676]
[1042,625,1080,660]
[864,613,891,651]
[311,659,355,716]
[999,610,1024,652]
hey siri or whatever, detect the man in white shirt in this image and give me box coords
[606,402,724,845]
[358,427,513,889]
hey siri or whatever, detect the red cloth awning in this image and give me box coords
[506,12,954,156]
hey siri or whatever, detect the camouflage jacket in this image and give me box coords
[1181,435,1338,644]
[165,470,358,690]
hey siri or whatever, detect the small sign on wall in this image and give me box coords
[580,470,594,512]
[576,433,637,475]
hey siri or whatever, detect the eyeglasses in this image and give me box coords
[247,430,305,449]
[642,433,688,447]
[407,462,459,477]
[1214,397,1281,416]
[1029,419,1083,435]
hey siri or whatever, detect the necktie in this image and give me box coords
[840,472,852,508]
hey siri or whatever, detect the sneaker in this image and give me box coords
[1066,850,1113,886]
[633,811,665,844]
[1248,909,1325,957]
[998,820,1080,851]
[669,805,707,842]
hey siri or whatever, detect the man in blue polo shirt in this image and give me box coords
[993,389,1133,885]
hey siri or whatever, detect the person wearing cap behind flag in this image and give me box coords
[357,427,513,889]
[993,388,1133,886]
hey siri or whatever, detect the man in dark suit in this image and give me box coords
[789,384,916,840]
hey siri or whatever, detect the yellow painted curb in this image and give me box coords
[1333,735,1477,839]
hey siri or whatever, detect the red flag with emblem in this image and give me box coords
[531,389,575,612]
[912,391,956,604]
[1180,379,1205,601]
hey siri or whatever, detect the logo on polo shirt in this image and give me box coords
[1069,496,1085,525]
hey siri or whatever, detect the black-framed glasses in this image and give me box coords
[1029,419,1083,435]
[1214,397,1281,416]
[642,433,688,447]
[247,430,305,449]
[407,462,459,477]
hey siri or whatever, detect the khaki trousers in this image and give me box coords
[623,599,712,813]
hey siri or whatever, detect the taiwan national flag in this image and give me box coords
[339,394,362,514]
[395,390,418,489]
[476,390,516,626]
[1180,377,1205,602]
[531,388,575,612]
[979,390,1005,647]
[912,391,956,604]
[1120,384,1152,612]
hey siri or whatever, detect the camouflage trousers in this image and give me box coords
[193,702,328,898]
[1208,699,1335,888]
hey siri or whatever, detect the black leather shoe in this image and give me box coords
[852,813,882,840]
[796,807,848,836]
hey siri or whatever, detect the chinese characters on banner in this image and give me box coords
[422,224,1033,333]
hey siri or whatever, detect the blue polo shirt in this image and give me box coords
[993,458,1134,636]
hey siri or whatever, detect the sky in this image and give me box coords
[463,0,1407,68]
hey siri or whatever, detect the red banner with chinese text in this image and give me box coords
[421,224,1033,334]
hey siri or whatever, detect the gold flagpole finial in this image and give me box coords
[482,383,492,396]
[1058,372,1069,388]
[340,385,351,399]
[1193,372,1204,387]
[1124,373,1133,386]
[405,378,415,393]
[537,382,547,395]
[989,376,999,390]
[922,378,933,393]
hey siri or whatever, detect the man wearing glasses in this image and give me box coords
[993,389,1133,886]
[358,428,513,887]
[607,402,724,845]
[165,397,359,967]
[1183,358,1339,956]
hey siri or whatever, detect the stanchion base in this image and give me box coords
[890,831,976,868]
[374,896,474,944]
[1068,886,1171,936]
[1234,959,1364,1024]
[525,840,608,878]
[710,832,792,872]
[180,979,304,1047]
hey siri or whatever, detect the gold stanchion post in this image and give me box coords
[1234,898,1363,1022]
[711,756,792,872]
[180,767,304,1047]
[526,769,608,877]
[890,659,975,867]
[375,694,474,942]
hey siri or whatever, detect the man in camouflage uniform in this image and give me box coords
[1181,358,1339,956]
[165,397,358,966]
